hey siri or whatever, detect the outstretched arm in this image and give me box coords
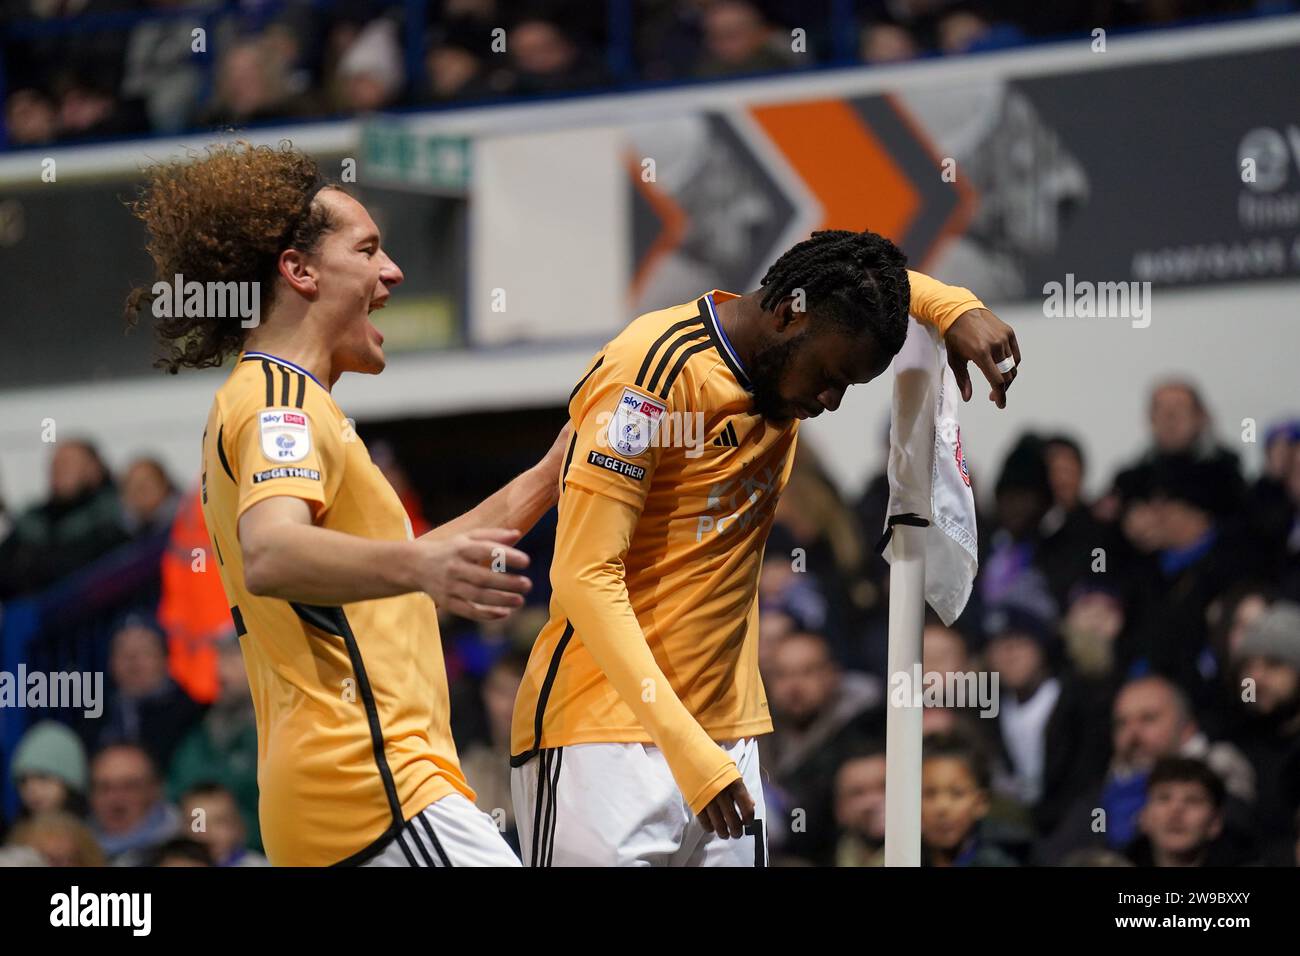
[907,269,1021,409]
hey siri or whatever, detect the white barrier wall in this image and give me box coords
[1,278,1294,511]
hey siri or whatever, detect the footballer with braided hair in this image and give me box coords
[129,140,572,866]
[510,227,1019,867]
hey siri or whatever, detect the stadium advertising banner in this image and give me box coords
[471,39,1299,343]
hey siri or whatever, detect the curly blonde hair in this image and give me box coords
[125,140,337,373]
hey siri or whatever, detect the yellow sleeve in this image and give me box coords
[907,270,986,336]
[551,485,742,813]
[230,396,345,524]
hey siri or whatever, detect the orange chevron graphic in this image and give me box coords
[882,92,978,270]
[749,99,919,240]
[626,152,688,303]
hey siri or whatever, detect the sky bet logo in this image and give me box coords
[262,412,306,426]
[622,392,663,419]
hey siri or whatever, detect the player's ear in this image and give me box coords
[773,295,808,334]
[278,248,318,298]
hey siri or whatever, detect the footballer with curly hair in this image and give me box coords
[128,141,565,867]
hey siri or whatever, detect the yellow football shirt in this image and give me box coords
[511,273,983,812]
[200,352,472,866]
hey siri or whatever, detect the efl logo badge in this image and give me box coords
[260,409,311,463]
[607,387,665,458]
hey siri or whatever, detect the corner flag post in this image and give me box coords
[884,519,927,866]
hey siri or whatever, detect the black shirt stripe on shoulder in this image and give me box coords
[635,318,704,388]
[279,365,291,406]
[647,328,709,395]
[260,360,275,406]
[658,340,713,400]
[294,371,306,408]
[215,424,236,482]
[569,355,604,402]
[559,431,579,488]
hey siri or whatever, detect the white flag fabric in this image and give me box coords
[879,319,979,626]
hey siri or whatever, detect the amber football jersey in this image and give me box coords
[511,274,984,811]
[200,351,472,866]
[512,292,789,777]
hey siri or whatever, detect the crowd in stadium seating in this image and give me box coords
[1,375,1299,867]
[2,0,1290,146]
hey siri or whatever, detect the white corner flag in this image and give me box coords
[881,317,980,866]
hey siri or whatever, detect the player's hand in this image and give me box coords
[415,527,532,621]
[943,307,1020,409]
[696,778,754,840]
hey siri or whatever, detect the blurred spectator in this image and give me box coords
[759,525,829,636]
[1037,434,1112,606]
[370,441,431,536]
[831,742,886,866]
[636,0,711,81]
[147,836,214,866]
[936,5,994,53]
[99,618,205,769]
[458,649,528,852]
[334,17,405,112]
[935,4,1025,55]
[1129,756,1228,866]
[157,488,234,705]
[121,0,212,134]
[1120,453,1254,702]
[760,631,883,864]
[89,743,181,865]
[0,846,48,866]
[1037,675,1257,864]
[1227,602,1300,845]
[1278,440,1300,601]
[52,70,147,141]
[9,720,88,824]
[921,731,1017,866]
[7,810,106,866]
[1057,847,1135,866]
[773,446,869,666]
[1059,582,1125,681]
[0,439,128,599]
[120,456,179,538]
[178,783,267,866]
[168,632,260,851]
[1250,421,1299,586]
[4,89,58,145]
[508,15,608,94]
[860,18,922,64]
[203,35,317,126]
[1103,379,1245,523]
[979,433,1053,611]
[694,0,800,78]
[982,593,1111,835]
[419,17,508,103]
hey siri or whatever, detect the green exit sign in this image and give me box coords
[362,122,470,194]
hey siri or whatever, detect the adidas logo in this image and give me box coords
[712,421,740,448]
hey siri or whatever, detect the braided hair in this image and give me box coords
[758,229,911,357]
